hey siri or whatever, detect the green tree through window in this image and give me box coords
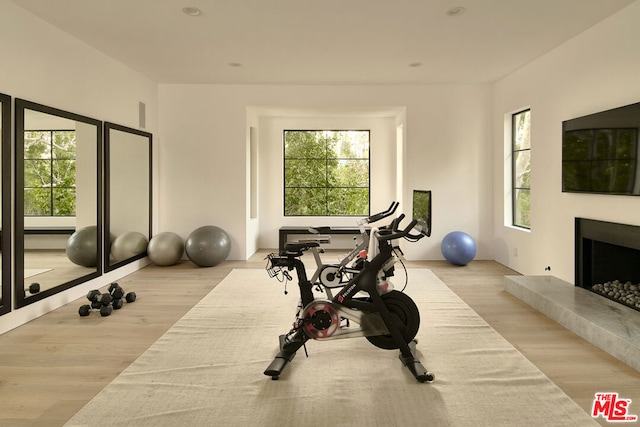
[24,130,76,216]
[284,130,370,216]
[512,110,530,228]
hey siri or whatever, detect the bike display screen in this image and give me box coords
[412,190,432,237]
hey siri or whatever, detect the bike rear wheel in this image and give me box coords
[366,290,420,350]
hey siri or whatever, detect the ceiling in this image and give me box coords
[9,0,637,85]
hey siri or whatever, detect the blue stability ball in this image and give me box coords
[441,231,477,266]
[66,225,98,267]
[185,225,231,267]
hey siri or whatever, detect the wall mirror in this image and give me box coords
[14,99,102,308]
[104,122,152,272]
[0,93,10,316]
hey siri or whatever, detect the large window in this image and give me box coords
[23,130,76,216]
[284,130,369,216]
[512,110,531,229]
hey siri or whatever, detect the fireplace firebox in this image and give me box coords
[575,218,640,312]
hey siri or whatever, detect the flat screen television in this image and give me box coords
[562,101,640,195]
[412,190,431,237]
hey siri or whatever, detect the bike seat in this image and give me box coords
[284,241,320,252]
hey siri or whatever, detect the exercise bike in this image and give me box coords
[264,205,435,383]
[306,201,399,291]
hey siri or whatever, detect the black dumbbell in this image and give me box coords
[78,303,113,317]
[111,284,136,304]
[125,292,137,303]
[107,288,135,313]
[80,291,101,317]
[86,289,101,302]
[80,290,113,317]
[79,286,135,317]
[25,282,40,294]
[87,290,112,306]
[79,302,113,317]
[108,283,132,309]
[96,293,112,316]
[78,304,93,317]
[108,282,125,300]
[99,304,113,317]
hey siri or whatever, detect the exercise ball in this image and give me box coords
[185,225,231,267]
[148,232,184,266]
[111,231,149,263]
[441,231,476,266]
[66,225,98,267]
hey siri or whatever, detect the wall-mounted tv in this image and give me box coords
[562,101,640,195]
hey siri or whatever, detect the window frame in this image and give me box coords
[512,109,531,229]
[283,129,371,217]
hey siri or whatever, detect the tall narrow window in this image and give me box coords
[512,110,530,229]
[284,130,370,216]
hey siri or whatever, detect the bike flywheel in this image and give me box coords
[302,300,340,339]
[366,291,420,350]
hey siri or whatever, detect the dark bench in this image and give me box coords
[279,226,369,252]
[24,228,75,235]
[0,228,75,240]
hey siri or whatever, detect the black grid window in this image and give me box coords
[284,130,370,216]
[512,110,531,229]
[23,130,76,216]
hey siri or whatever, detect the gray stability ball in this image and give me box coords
[185,225,231,267]
[66,225,98,267]
[148,232,184,266]
[111,231,149,263]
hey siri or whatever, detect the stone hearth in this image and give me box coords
[505,275,640,372]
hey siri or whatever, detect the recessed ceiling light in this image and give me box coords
[182,7,203,17]
[409,62,422,68]
[446,6,466,16]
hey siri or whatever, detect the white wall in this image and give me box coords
[0,1,158,334]
[158,84,493,260]
[492,1,640,282]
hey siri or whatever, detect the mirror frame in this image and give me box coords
[14,99,103,308]
[0,93,11,316]
[104,122,152,272]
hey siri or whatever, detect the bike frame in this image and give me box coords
[269,231,398,340]
[305,202,399,288]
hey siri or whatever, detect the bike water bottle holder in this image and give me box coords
[266,253,292,279]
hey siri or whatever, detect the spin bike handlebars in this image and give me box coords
[308,202,399,235]
[358,201,399,225]
[378,214,425,242]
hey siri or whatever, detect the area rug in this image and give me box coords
[65,269,597,426]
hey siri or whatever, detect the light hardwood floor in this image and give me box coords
[1,250,639,426]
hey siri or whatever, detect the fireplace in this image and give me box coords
[575,218,640,312]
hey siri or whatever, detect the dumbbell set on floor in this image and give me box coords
[78,282,137,317]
